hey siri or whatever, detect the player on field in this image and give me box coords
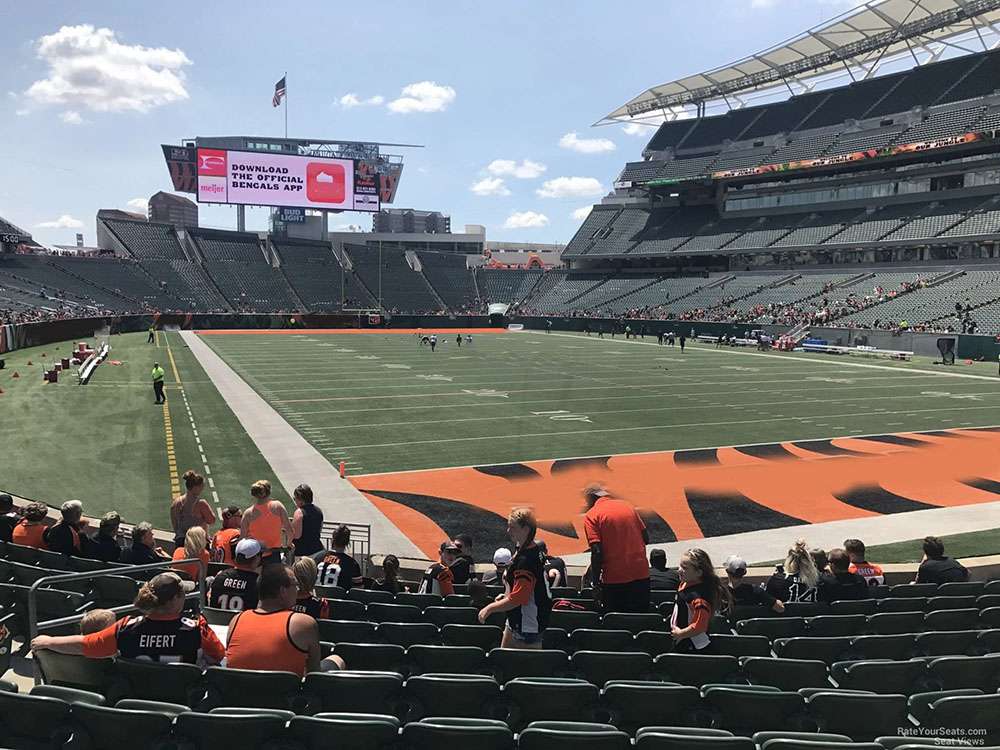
[429,334,437,352]
[419,542,457,596]
[314,524,363,589]
[209,538,262,612]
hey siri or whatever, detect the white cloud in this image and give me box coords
[338,93,384,108]
[126,197,147,213]
[572,206,593,221]
[59,110,83,125]
[622,122,655,136]
[537,176,604,199]
[559,131,616,154]
[470,177,510,197]
[24,25,191,114]
[503,211,549,230]
[486,159,546,179]
[387,81,455,114]
[36,214,84,229]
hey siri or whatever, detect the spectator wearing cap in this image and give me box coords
[649,549,680,591]
[209,538,262,612]
[44,500,86,556]
[121,522,171,565]
[916,536,969,584]
[844,538,884,586]
[725,556,784,613]
[483,548,512,585]
[450,533,476,585]
[419,542,457,596]
[537,540,567,588]
[583,483,650,613]
[0,494,18,543]
[93,512,122,563]
[817,548,869,603]
[12,502,48,549]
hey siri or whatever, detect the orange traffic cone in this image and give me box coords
[26,360,32,365]
[41,353,46,358]
[12,371,19,378]
[339,461,346,478]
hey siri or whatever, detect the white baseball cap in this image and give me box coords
[493,548,513,565]
[235,538,262,559]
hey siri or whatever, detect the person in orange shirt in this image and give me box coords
[844,538,885,586]
[12,502,49,549]
[172,526,209,583]
[225,564,344,677]
[582,483,650,613]
[211,506,243,565]
[240,480,293,565]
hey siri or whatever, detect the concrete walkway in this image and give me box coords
[180,331,421,557]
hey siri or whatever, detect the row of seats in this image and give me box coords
[20,657,1000,740]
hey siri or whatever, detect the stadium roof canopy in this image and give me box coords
[599,0,1000,125]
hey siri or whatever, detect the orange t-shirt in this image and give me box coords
[172,547,209,581]
[12,520,48,549]
[225,609,309,677]
[584,497,649,585]
[212,528,241,565]
[247,501,284,550]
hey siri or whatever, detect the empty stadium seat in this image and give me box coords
[774,637,852,665]
[805,691,908,741]
[108,659,204,707]
[300,670,404,716]
[172,711,287,749]
[504,677,600,729]
[377,622,439,648]
[600,680,704,733]
[404,673,503,720]
[737,618,806,639]
[201,666,302,711]
[925,654,1000,691]
[334,643,407,673]
[401,716,513,749]
[601,612,665,634]
[290,713,401,750]
[571,650,654,685]
[441,624,502,650]
[741,657,830,691]
[488,648,569,681]
[424,606,479,627]
[702,685,809,735]
[830,659,926,694]
[71,702,175,750]
[635,727,754,750]
[407,645,486,675]
[570,628,636,653]
[0,691,76,748]
[655,653,742,686]
[317,618,377,644]
[518,721,631,750]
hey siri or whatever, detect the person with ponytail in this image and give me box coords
[764,539,820,603]
[170,470,215,547]
[477,507,552,649]
[31,572,224,665]
[671,548,732,653]
[171,526,210,582]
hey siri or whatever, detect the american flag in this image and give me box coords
[272,76,286,107]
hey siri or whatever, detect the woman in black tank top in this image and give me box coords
[292,484,324,556]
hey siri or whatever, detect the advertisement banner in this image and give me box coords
[196,148,380,212]
[161,144,197,194]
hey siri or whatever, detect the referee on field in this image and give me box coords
[152,362,166,404]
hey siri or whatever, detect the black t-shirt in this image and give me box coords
[450,555,474,585]
[292,595,330,620]
[0,512,18,543]
[293,504,324,557]
[93,533,121,563]
[504,544,552,635]
[916,556,969,584]
[649,567,681,591]
[817,572,869,603]
[121,543,164,567]
[730,581,777,607]
[372,577,404,594]
[113,614,217,664]
[209,567,259,612]
[315,550,362,589]
[544,556,567,587]
[44,522,80,556]
[764,572,817,603]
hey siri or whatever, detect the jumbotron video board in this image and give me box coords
[196,148,380,212]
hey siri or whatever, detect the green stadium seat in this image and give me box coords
[773,637,852,665]
[981,608,1000,628]
[974,628,1000,654]
[599,680,704,733]
[634,630,675,656]
[444,594,473,607]
[115,698,190,714]
[550,610,601,631]
[0,690,76,748]
[984,580,1000,594]
[207,707,296,719]
[288,714,402,750]
[3,542,42,566]
[173,711,287,749]
[847,634,915,661]
[487,648,569,681]
[737,618,806,639]
[702,685,808,735]
[518,721,631,750]
[108,658,204,707]
[377,622,438,648]
[33,649,113,691]
[874,736,978,749]
[201,666,302,711]
[923,608,979,631]
[783,603,827,618]
[349,588,396,605]
[326,598,366,620]
[424,606,479,627]
[805,691,908,741]
[503,677,600,729]
[29,684,103,705]
[635,729,754,750]
[91,575,139,608]
[740,657,830,691]
[926,654,1000,691]
[830,659,926,694]
[0,679,14,693]
[828,600,877,616]
[759,741,881,750]
[367,602,422,623]
[317,618,377,643]
[601,612,665,634]
[315,584,347,599]
[655,653,743,686]
[570,628,635,653]
[543,627,570,651]
[300,670,404,716]
[876,598,926,613]
[925,596,977,611]
[441,624,502,650]
[913,630,978,656]
[906,688,983,724]
[708,635,773,658]
[334,642,407,673]
[752,731,854,748]
[889,584,937,598]
[407,645,486,675]
[403,673,503,720]
[935,582,984,597]
[401,717,513,750]
[551,587,581,600]
[396,592,443,610]
[867,612,924,634]
[200,606,236,626]
[807,615,868,637]
[65,703,174,750]
[977,594,1000,610]
[571,650,654,685]
[910,692,1000,738]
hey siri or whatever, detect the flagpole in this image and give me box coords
[283,71,288,138]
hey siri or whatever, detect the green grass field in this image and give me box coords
[3,328,1000,556]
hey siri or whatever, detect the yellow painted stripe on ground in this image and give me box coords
[165,334,181,385]
[163,400,180,494]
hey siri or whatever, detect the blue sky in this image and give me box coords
[2,0,859,246]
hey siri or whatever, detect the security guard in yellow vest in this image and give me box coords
[152,363,166,404]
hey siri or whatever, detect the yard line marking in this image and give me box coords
[208,477,215,489]
[212,491,220,504]
[326,405,998,451]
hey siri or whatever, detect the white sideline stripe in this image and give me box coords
[542,331,1000,382]
[324,405,997,451]
[183,330,420,557]
[348,424,1000,478]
